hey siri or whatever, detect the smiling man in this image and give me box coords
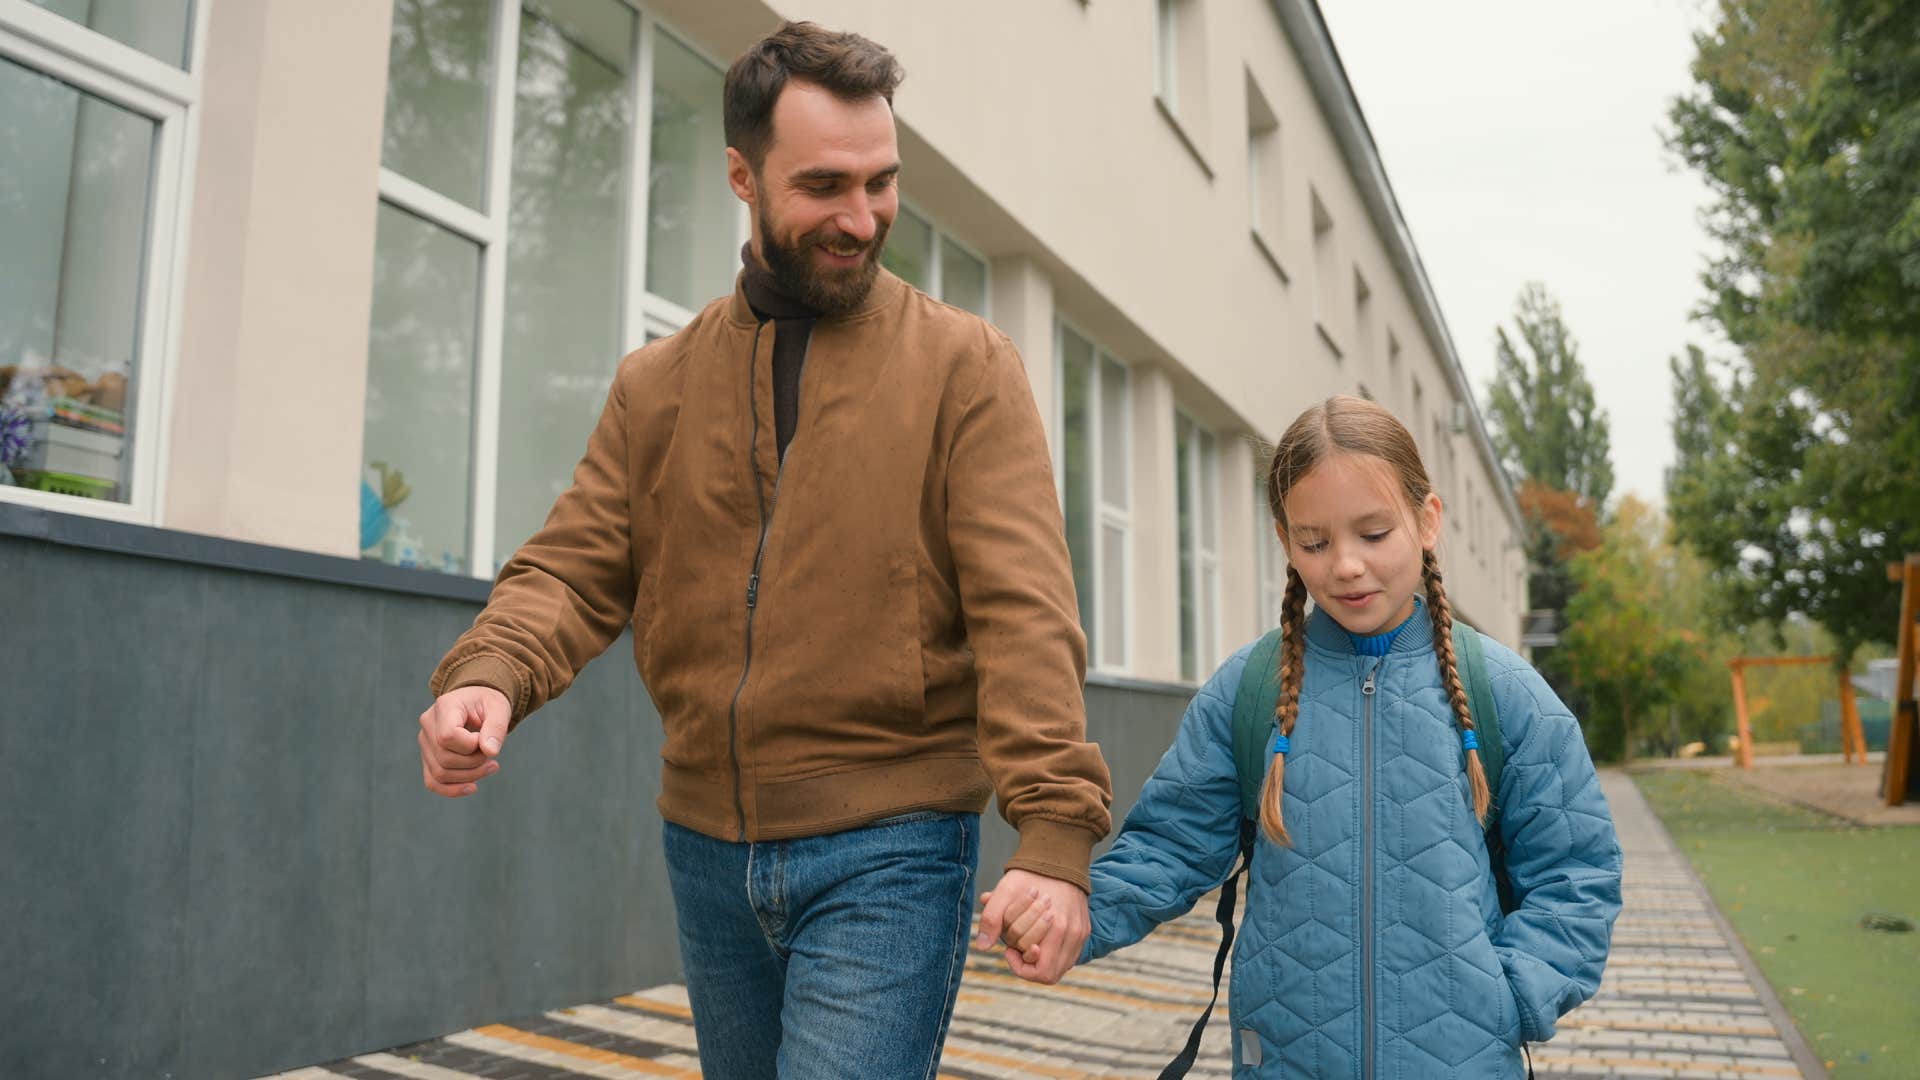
[413,21,1112,1079]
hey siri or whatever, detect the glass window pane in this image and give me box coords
[1101,523,1126,669]
[1201,562,1218,671]
[1060,331,1095,657]
[382,0,494,210]
[0,57,155,506]
[362,203,482,574]
[29,0,195,68]
[495,0,633,564]
[1176,415,1195,680]
[646,30,734,311]
[1199,428,1217,550]
[939,241,987,314]
[1099,357,1127,510]
[881,206,933,291]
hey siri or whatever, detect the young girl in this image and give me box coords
[988,395,1622,1078]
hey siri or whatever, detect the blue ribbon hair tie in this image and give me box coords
[1269,731,1291,755]
[1461,729,1479,751]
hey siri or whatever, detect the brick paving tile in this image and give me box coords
[266,773,1819,1078]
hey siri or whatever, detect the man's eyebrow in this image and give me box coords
[791,163,901,183]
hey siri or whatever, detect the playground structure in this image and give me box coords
[1727,553,1919,808]
[1727,654,1869,768]
[1886,555,1919,806]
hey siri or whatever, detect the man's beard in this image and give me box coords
[758,203,890,316]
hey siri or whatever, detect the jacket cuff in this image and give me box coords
[430,653,528,728]
[1005,817,1099,894]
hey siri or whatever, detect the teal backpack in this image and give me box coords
[1158,621,1515,1080]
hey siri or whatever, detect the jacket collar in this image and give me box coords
[1305,601,1436,657]
[725,263,906,330]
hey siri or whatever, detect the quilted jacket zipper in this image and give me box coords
[1361,662,1379,1080]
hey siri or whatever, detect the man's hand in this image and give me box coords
[418,685,510,797]
[974,869,1089,985]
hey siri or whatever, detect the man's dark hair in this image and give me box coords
[724,22,904,170]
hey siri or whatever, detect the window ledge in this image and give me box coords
[1315,320,1344,359]
[1088,668,1198,698]
[0,500,494,604]
[1251,229,1290,285]
[1153,95,1214,181]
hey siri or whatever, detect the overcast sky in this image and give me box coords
[1316,0,1721,507]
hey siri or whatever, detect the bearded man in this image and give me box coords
[413,21,1111,1079]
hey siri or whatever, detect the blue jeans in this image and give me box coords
[662,810,981,1080]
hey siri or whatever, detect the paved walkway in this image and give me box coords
[267,772,1817,1080]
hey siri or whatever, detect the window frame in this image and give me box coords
[885,199,993,317]
[372,0,737,577]
[1176,409,1221,682]
[1053,316,1132,677]
[0,0,210,526]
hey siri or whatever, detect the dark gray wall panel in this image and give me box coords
[0,544,205,1078]
[0,523,1191,1079]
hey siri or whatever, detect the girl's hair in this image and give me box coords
[1259,395,1490,846]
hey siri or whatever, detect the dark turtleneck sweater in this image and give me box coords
[740,243,819,461]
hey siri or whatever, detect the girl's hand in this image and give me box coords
[975,886,1055,962]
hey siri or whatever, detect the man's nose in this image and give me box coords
[834,193,877,243]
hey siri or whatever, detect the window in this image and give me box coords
[1245,70,1285,281]
[1,1,199,520]
[1255,477,1286,630]
[1151,0,1210,174]
[1310,187,1340,357]
[363,1,736,575]
[1354,269,1373,366]
[1153,0,1177,109]
[1387,330,1403,409]
[1176,413,1220,682]
[1057,321,1130,672]
[880,204,989,316]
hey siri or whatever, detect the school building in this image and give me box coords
[0,0,1525,1075]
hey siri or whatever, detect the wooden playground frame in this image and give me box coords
[1727,554,1918,807]
[1727,655,1868,769]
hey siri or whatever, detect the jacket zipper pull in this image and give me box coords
[746,573,759,609]
[1362,672,1376,696]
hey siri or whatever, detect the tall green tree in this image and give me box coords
[1559,499,1698,761]
[1665,0,1920,660]
[1484,283,1615,508]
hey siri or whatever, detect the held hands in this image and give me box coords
[417,685,511,797]
[973,869,1089,985]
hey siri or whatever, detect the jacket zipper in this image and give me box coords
[724,322,810,840]
[1361,663,1378,1080]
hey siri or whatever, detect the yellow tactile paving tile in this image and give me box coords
[470,1024,701,1078]
[614,993,694,1019]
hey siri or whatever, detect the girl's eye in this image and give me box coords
[1300,541,1328,554]
[1362,530,1392,543]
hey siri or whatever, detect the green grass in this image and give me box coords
[1632,769,1920,1079]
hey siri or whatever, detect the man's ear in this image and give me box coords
[726,147,756,204]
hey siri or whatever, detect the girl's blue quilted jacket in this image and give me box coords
[1082,607,1623,1078]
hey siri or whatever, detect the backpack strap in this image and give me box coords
[1231,628,1287,821]
[1451,621,1516,913]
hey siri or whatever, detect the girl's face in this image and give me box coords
[1278,452,1442,637]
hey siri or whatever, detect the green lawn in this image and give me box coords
[1632,769,1920,1079]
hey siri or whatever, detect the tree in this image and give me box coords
[1484,283,1615,508]
[1665,0,1920,660]
[1558,499,1697,761]
[1515,480,1602,615]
